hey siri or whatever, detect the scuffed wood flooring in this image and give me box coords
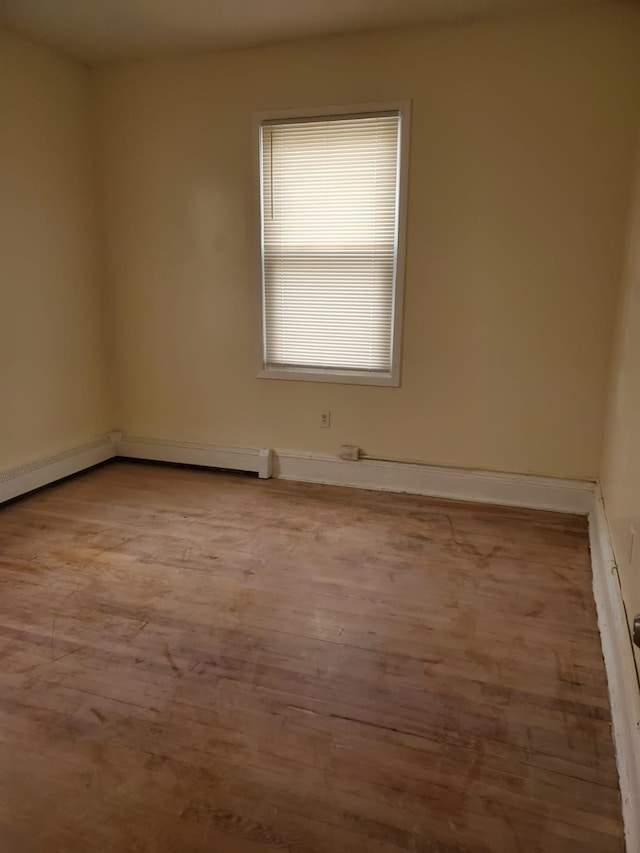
[0,461,622,852]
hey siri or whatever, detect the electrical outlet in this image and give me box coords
[340,445,360,460]
[320,411,331,429]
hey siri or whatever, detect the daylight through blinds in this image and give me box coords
[261,112,401,372]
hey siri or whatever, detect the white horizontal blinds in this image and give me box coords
[261,112,400,372]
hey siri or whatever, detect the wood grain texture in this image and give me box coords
[0,461,622,852]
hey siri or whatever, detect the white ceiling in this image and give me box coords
[0,0,609,63]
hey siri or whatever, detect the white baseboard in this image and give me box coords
[0,435,116,505]
[115,434,272,479]
[109,438,593,513]
[589,489,640,853]
[273,450,594,514]
[0,433,593,515]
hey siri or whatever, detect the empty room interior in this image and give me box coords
[2,0,640,850]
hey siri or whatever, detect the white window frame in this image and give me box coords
[253,101,411,387]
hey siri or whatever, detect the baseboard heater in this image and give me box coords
[0,436,116,505]
[114,433,272,479]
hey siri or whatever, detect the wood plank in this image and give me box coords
[0,461,623,852]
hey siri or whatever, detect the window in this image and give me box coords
[256,103,409,386]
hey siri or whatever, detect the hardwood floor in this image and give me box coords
[0,460,622,852]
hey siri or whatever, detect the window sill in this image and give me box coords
[258,366,399,387]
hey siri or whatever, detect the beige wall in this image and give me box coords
[0,28,113,471]
[601,138,640,648]
[94,4,640,479]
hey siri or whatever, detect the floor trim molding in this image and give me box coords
[273,450,594,514]
[115,434,272,479]
[0,435,116,505]
[589,488,640,853]
[0,435,596,515]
